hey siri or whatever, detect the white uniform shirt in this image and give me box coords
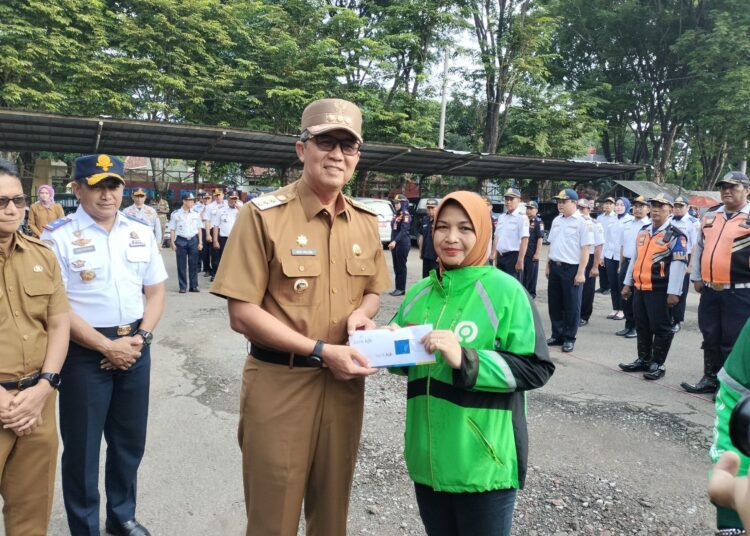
[598,212,620,259]
[123,203,162,244]
[205,200,226,227]
[669,214,700,251]
[621,216,651,260]
[583,214,605,254]
[193,201,205,215]
[548,211,595,264]
[40,206,168,327]
[212,204,240,237]
[495,207,530,254]
[168,208,203,239]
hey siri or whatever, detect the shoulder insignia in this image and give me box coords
[43,217,71,232]
[22,234,52,248]
[123,212,146,224]
[251,195,288,211]
[346,197,379,216]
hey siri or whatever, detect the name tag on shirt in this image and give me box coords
[73,246,96,254]
[292,249,317,256]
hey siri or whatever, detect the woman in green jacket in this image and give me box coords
[391,191,555,535]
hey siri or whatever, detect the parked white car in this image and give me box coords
[354,197,395,246]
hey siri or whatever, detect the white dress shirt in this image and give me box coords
[495,207,530,254]
[548,211,595,264]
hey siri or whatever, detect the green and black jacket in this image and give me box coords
[392,265,554,493]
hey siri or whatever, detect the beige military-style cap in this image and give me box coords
[300,98,363,143]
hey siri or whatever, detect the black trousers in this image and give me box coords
[200,228,212,272]
[548,261,583,342]
[598,261,610,291]
[671,273,691,324]
[523,255,539,298]
[698,287,750,370]
[422,258,439,278]
[581,253,596,321]
[618,258,635,329]
[175,235,199,291]
[211,236,228,276]
[391,241,410,291]
[496,251,522,281]
[605,258,621,310]
[633,289,674,365]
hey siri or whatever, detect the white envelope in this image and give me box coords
[349,324,436,368]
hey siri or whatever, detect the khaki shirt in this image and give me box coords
[28,202,65,238]
[0,233,69,379]
[211,179,391,345]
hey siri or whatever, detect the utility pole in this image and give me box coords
[741,140,748,174]
[438,52,450,150]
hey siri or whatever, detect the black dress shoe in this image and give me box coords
[562,341,575,352]
[389,289,405,296]
[597,288,610,294]
[643,362,666,380]
[615,327,630,336]
[624,329,637,339]
[579,319,588,326]
[680,375,719,394]
[618,358,649,372]
[671,322,681,333]
[106,519,151,536]
[189,288,200,292]
[546,337,563,346]
[179,289,187,294]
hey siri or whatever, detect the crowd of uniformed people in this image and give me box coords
[1,96,749,536]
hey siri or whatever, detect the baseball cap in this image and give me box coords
[182,192,196,200]
[213,188,224,196]
[632,195,648,206]
[603,196,615,203]
[300,98,363,143]
[576,198,590,209]
[527,200,539,209]
[673,195,689,206]
[503,187,521,199]
[73,154,125,186]
[132,188,146,197]
[649,193,674,206]
[425,198,438,207]
[716,171,750,187]
[228,191,240,199]
[553,189,579,201]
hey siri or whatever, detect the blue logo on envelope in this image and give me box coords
[394,339,410,355]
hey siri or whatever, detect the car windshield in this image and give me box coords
[359,199,393,219]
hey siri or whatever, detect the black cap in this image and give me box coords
[717,171,750,187]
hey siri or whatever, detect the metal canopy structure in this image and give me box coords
[0,109,643,181]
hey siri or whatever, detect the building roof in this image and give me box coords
[0,109,644,182]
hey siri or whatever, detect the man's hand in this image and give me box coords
[514,259,523,273]
[0,382,52,435]
[708,451,750,529]
[533,254,539,261]
[420,330,461,369]
[346,310,376,335]
[667,294,680,307]
[545,264,550,279]
[171,242,177,252]
[100,336,142,370]
[320,344,378,381]
[621,285,632,300]
[212,241,220,250]
[206,233,212,243]
[694,280,705,293]
[574,271,586,286]
[590,267,599,278]
[198,243,203,251]
[388,241,396,250]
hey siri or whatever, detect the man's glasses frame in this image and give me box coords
[303,134,361,156]
[0,195,27,210]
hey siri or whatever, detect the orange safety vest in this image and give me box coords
[633,224,688,291]
[699,208,750,285]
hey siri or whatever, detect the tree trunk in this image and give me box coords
[483,101,501,153]
[652,124,680,185]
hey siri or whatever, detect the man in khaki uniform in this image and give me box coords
[0,159,70,535]
[211,98,391,536]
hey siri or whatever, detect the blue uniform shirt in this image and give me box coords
[526,215,544,258]
[421,217,437,261]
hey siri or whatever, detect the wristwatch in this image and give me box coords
[308,340,325,366]
[40,372,61,390]
[135,328,153,346]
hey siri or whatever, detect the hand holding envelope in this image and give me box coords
[349,324,440,368]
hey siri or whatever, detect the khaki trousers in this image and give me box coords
[0,392,58,536]
[239,357,365,536]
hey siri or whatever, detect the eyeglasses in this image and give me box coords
[0,195,27,210]
[307,135,361,156]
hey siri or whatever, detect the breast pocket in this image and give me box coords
[346,257,376,303]
[276,257,321,306]
[23,275,54,321]
[68,256,106,289]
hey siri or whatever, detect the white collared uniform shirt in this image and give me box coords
[621,216,651,260]
[123,203,162,244]
[495,207,530,254]
[41,206,168,327]
[168,208,203,239]
[212,204,240,238]
[583,214,605,254]
[548,211,595,264]
[204,200,226,227]
[598,212,620,260]
[669,214,700,251]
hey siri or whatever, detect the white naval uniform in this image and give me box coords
[621,216,651,261]
[495,207,530,254]
[598,212,620,260]
[40,206,168,327]
[212,204,240,238]
[168,208,203,239]
[669,214,700,251]
[548,211,595,264]
[123,203,162,244]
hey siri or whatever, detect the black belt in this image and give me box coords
[250,345,321,368]
[552,261,577,267]
[94,320,141,338]
[0,372,40,391]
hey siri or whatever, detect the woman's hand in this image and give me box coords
[420,330,462,369]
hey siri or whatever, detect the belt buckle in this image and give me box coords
[117,324,133,336]
[17,373,38,391]
[714,283,726,292]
